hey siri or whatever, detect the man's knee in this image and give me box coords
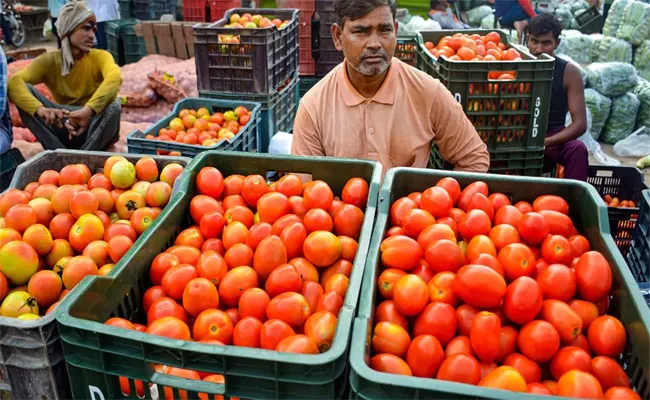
[566,140,588,158]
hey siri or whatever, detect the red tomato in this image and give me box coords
[514,201,534,214]
[341,177,369,208]
[458,209,492,240]
[406,334,445,378]
[453,265,506,308]
[489,193,511,211]
[470,311,501,363]
[467,192,495,221]
[393,274,429,316]
[437,354,481,385]
[604,387,642,400]
[370,353,412,376]
[569,235,591,257]
[233,316,263,348]
[435,177,461,205]
[380,235,423,271]
[494,205,523,227]
[375,300,408,330]
[196,167,224,199]
[420,187,453,218]
[445,336,474,357]
[503,276,543,325]
[161,264,198,300]
[489,224,521,251]
[377,268,407,299]
[389,197,418,227]
[478,366,527,392]
[588,316,626,357]
[550,346,592,380]
[496,326,518,363]
[260,319,295,350]
[498,243,536,281]
[266,292,310,328]
[527,382,553,395]
[456,304,479,336]
[466,234,497,262]
[428,272,457,306]
[542,299,583,343]
[413,302,457,346]
[540,210,574,238]
[424,239,465,273]
[537,264,576,302]
[518,212,550,245]
[518,320,561,363]
[592,356,631,390]
[575,251,612,302]
[401,209,436,238]
[533,195,569,215]
[457,181,489,212]
[541,235,574,266]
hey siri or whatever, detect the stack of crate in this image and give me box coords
[194,8,301,152]
[182,0,242,22]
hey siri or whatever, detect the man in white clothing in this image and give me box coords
[84,0,120,50]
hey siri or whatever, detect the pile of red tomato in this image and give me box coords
[103,168,370,396]
[372,177,639,399]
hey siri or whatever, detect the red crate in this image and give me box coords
[209,0,241,22]
[278,0,315,75]
[184,0,208,21]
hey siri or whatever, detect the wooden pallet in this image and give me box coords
[134,21,195,60]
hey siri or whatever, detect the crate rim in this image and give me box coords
[351,166,650,399]
[55,151,383,375]
[588,165,648,212]
[1,149,191,330]
[202,7,300,29]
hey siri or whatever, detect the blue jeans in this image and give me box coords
[496,3,537,27]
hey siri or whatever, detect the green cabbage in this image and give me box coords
[601,92,640,143]
[466,5,492,26]
[597,36,633,63]
[584,88,612,139]
[634,81,650,129]
[587,62,638,97]
[603,0,634,36]
[616,1,650,46]
[634,41,650,81]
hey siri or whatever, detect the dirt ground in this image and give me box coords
[598,144,649,184]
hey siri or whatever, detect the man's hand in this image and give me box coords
[65,106,95,137]
[35,107,69,128]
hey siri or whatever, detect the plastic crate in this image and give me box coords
[119,0,133,19]
[640,282,650,308]
[133,0,176,20]
[587,165,648,258]
[56,151,381,400]
[627,189,650,284]
[0,148,24,191]
[576,6,604,34]
[349,167,650,399]
[277,0,315,75]
[127,98,262,157]
[200,74,299,153]
[194,8,299,94]
[299,75,320,97]
[1,149,190,400]
[208,0,241,22]
[395,36,417,66]
[313,2,343,77]
[106,20,145,66]
[416,30,554,155]
[429,144,544,177]
[183,0,208,22]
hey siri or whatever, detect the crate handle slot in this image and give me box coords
[488,70,518,80]
[149,371,226,396]
[218,34,241,44]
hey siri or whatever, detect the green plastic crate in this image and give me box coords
[350,168,650,399]
[0,150,189,400]
[56,151,382,400]
[299,75,321,98]
[119,0,133,19]
[416,30,554,155]
[106,19,145,66]
[199,74,299,153]
[127,98,262,157]
[429,143,544,176]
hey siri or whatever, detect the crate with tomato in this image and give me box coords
[0,150,190,400]
[416,30,555,176]
[627,189,650,290]
[349,168,649,399]
[55,151,381,399]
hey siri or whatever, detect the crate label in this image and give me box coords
[89,386,105,400]
[596,170,614,178]
[453,93,462,104]
[531,96,542,138]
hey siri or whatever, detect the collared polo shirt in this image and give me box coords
[292,58,489,174]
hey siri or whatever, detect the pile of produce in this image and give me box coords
[149,105,253,147]
[557,30,593,65]
[121,99,174,125]
[423,31,522,64]
[148,59,198,104]
[597,36,633,64]
[602,0,634,36]
[223,12,291,29]
[602,195,636,208]
[118,55,182,108]
[601,92,641,144]
[101,168,371,393]
[0,157,185,320]
[634,41,650,80]
[587,62,638,97]
[368,177,638,398]
[634,81,650,129]
[584,89,612,140]
[615,1,650,46]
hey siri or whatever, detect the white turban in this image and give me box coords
[55,1,95,76]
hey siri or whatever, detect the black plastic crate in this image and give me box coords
[194,8,299,94]
[0,148,24,192]
[640,282,650,308]
[118,0,133,19]
[133,0,176,20]
[313,2,343,77]
[200,73,299,153]
[588,165,648,258]
[575,6,604,34]
[395,36,417,66]
[429,144,544,177]
[627,189,650,284]
[416,30,554,155]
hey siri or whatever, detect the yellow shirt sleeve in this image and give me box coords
[85,50,122,114]
[7,53,52,115]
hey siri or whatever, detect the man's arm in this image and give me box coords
[84,50,123,115]
[545,64,587,148]
[431,84,490,172]
[291,101,325,157]
[518,0,537,18]
[7,54,50,115]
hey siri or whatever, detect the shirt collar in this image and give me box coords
[337,58,399,106]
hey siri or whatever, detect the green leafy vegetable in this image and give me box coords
[634,41,650,81]
[587,62,638,96]
[634,81,650,130]
[597,36,633,63]
[601,92,640,144]
[585,88,612,139]
[603,0,634,36]
[616,1,650,46]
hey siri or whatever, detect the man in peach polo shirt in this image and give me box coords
[292,0,490,173]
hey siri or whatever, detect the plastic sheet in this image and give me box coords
[613,127,650,158]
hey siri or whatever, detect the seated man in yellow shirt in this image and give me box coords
[8,1,122,150]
